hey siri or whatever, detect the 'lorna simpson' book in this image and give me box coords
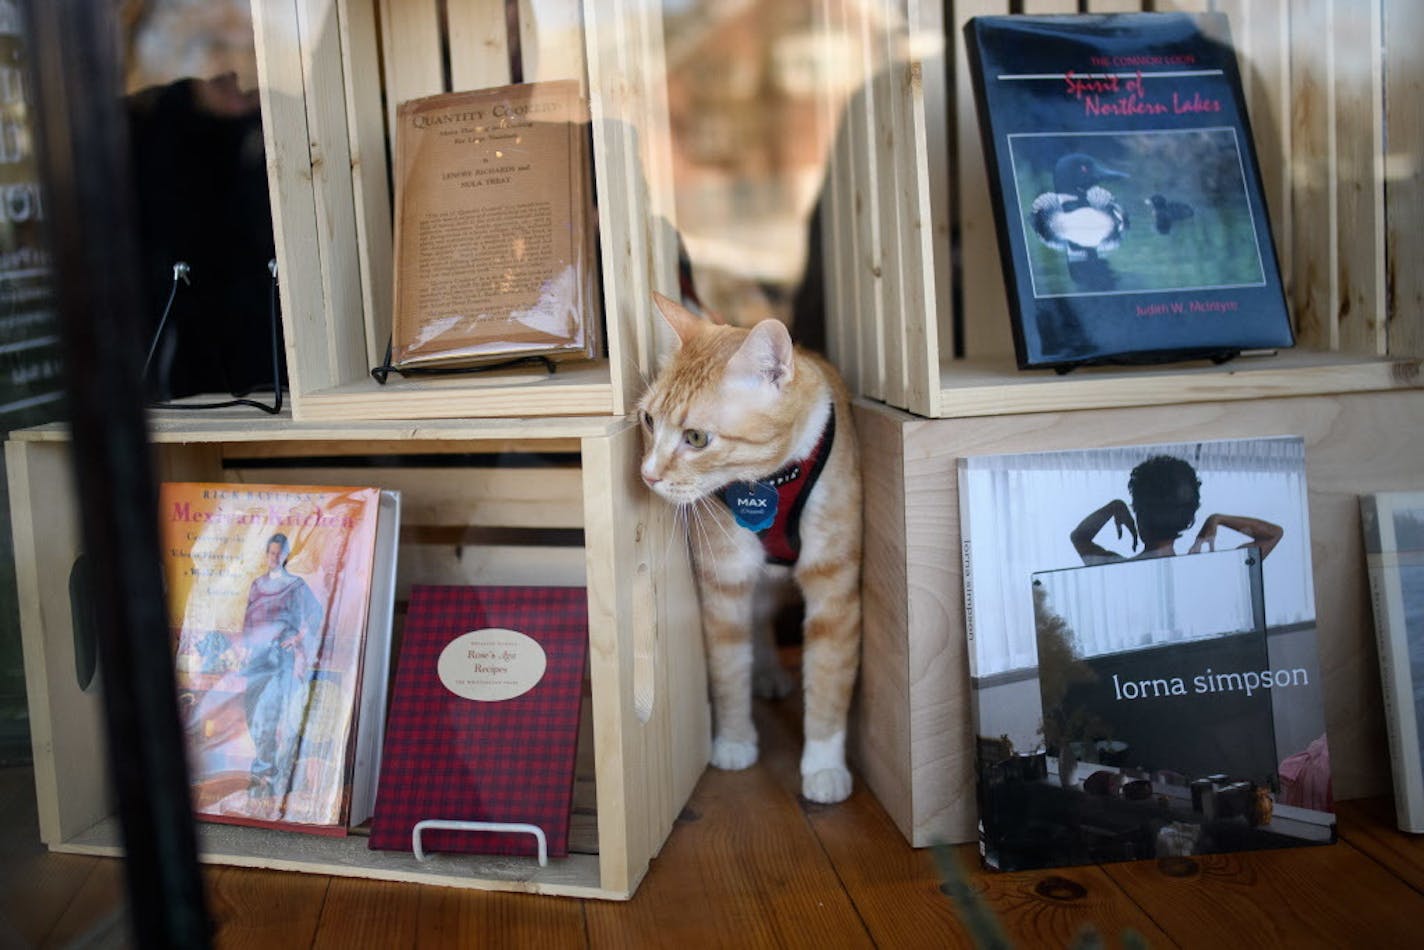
[959,436,1333,870]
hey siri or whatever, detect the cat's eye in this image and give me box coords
[683,429,710,449]
[639,410,653,431]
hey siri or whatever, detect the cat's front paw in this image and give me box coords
[802,767,852,804]
[710,736,758,770]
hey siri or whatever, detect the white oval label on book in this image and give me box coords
[437,628,546,701]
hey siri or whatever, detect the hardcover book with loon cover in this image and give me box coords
[963,12,1294,370]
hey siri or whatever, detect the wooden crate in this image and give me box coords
[818,0,1424,416]
[854,386,1424,847]
[819,0,1424,848]
[251,0,681,421]
[7,412,708,899]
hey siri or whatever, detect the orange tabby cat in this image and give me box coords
[638,292,862,803]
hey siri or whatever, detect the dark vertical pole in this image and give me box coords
[19,2,211,946]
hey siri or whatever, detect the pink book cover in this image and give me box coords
[368,585,588,858]
[161,482,382,835]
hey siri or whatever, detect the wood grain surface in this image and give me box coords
[7,683,1424,948]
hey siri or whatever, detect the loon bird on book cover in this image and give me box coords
[1030,152,1129,290]
[1146,192,1195,234]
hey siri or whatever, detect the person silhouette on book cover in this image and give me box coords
[240,532,323,809]
[1071,455,1283,564]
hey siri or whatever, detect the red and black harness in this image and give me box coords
[718,406,836,566]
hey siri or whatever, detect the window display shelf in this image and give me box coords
[930,348,1423,418]
[7,416,708,900]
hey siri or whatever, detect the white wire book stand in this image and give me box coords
[411,819,550,867]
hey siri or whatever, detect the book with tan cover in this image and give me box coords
[390,80,598,369]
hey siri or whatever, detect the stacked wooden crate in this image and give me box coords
[252,0,683,420]
[17,0,1423,877]
[9,413,708,898]
[8,0,709,900]
[821,0,1421,413]
[818,0,1424,846]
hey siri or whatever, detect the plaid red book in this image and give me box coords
[368,585,588,858]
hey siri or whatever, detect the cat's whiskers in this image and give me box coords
[696,494,735,545]
[681,501,706,576]
[685,499,709,558]
[686,499,726,591]
[663,499,689,581]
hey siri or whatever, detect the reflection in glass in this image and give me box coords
[975,548,1334,871]
[662,1,885,332]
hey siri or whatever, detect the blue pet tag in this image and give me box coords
[722,481,778,532]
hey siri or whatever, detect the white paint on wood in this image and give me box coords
[1216,0,1294,293]
[934,349,1422,419]
[252,0,330,404]
[1332,0,1388,356]
[824,0,863,393]
[580,426,640,894]
[582,0,678,415]
[287,361,618,421]
[851,10,885,399]
[4,442,106,845]
[952,0,1013,361]
[298,0,368,386]
[56,816,623,899]
[397,543,587,593]
[1021,0,1077,14]
[871,15,908,407]
[337,0,396,367]
[1383,0,1424,358]
[223,465,585,528]
[448,0,513,90]
[1290,0,1338,350]
[377,0,444,144]
[907,0,950,417]
[816,0,852,373]
[519,0,587,93]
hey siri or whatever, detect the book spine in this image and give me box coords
[349,489,401,827]
[957,461,997,863]
[1361,494,1424,833]
[957,463,979,685]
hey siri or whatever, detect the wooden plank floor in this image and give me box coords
[4,693,1424,948]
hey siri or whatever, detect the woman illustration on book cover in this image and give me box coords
[240,531,324,810]
[1071,454,1283,564]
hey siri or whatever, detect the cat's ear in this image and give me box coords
[651,291,705,347]
[726,319,794,390]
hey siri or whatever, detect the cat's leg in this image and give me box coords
[696,553,761,770]
[795,559,861,803]
[751,573,795,700]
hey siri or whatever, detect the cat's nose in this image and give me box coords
[641,472,661,487]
